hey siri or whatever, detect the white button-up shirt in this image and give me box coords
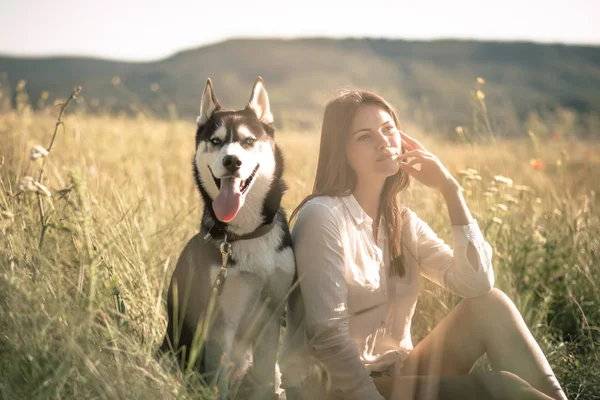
[280,194,495,399]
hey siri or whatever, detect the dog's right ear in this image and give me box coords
[197,78,221,126]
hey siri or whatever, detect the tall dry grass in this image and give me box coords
[0,81,599,399]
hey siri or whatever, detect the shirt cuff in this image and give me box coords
[451,219,491,274]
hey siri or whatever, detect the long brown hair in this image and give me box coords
[291,89,410,277]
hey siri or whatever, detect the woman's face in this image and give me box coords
[345,104,401,181]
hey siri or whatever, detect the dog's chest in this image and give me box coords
[209,226,294,282]
[231,231,288,276]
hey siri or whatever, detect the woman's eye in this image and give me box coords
[358,134,370,141]
[210,138,221,145]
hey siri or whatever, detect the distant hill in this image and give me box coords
[1,38,599,137]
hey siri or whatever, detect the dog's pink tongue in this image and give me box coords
[213,177,243,222]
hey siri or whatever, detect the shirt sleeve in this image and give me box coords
[411,210,495,298]
[293,202,385,400]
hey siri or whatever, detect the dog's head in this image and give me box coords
[194,77,279,224]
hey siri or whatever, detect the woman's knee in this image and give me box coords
[460,288,525,341]
[463,288,517,317]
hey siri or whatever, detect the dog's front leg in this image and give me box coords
[205,271,263,400]
[249,307,281,400]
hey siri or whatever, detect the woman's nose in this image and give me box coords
[376,131,390,148]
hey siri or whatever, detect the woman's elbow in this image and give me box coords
[466,270,495,297]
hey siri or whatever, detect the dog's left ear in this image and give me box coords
[198,78,221,126]
[246,77,273,125]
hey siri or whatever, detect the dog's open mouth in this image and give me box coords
[211,163,260,223]
[211,163,259,195]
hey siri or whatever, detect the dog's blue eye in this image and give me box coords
[210,138,222,145]
[244,138,255,146]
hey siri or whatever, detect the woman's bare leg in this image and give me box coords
[376,371,555,400]
[377,288,566,400]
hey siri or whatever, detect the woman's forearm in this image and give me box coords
[440,179,472,226]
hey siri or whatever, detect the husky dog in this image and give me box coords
[159,77,296,399]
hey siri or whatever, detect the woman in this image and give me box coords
[279,89,567,400]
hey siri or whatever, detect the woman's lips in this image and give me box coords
[376,152,399,162]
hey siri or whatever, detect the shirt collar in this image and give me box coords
[341,194,373,226]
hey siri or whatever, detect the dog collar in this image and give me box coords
[203,217,278,243]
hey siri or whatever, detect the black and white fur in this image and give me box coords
[159,77,295,399]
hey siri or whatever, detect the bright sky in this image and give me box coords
[1,0,598,61]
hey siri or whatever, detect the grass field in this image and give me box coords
[1,85,599,399]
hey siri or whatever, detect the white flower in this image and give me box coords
[458,168,479,177]
[33,182,51,197]
[16,176,37,192]
[30,145,49,161]
[0,211,14,233]
[496,204,508,212]
[15,176,51,197]
[503,194,519,204]
[514,185,534,193]
[493,175,513,187]
[492,217,503,225]
[533,230,547,245]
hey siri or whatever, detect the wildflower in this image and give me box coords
[465,175,482,181]
[533,230,547,245]
[16,80,27,91]
[530,159,543,170]
[16,176,37,192]
[0,210,14,233]
[40,91,49,100]
[458,168,478,177]
[33,182,51,197]
[556,159,562,167]
[492,217,503,225]
[151,83,160,92]
[535,197,543,204]
[476,90,485,101]
[30,145,49,161]
[477,77,486,85]
[503,194,519,204]
[486,186,498,193]
[496,204,508,212]
[15,176,51,197]
[514,185,534,193]
[483,191,494,197]
[112,76,121,86]
[493,175,513,186]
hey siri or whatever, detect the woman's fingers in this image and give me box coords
[400,132,428,151]
[404,157,434,167]
[399,162,423,179]
[398,149,430,161]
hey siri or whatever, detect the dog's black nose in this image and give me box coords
[222,155,242,172]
